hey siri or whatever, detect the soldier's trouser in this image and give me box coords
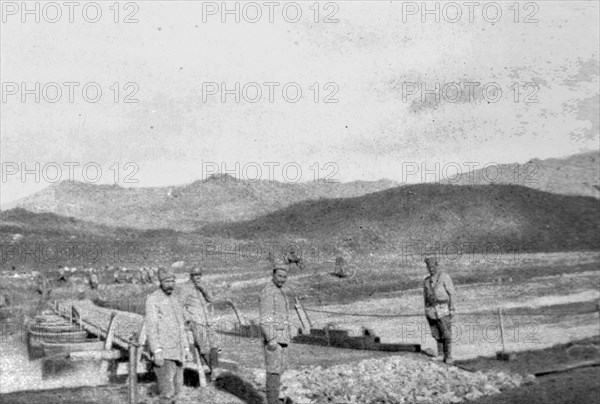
[264,342,287,403]
[155,359,183,404]
[264,342,287,374]
[427,315,452,359]
[266,372,281,404]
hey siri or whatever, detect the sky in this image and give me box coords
[1,0,599,207]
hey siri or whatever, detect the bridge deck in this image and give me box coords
[55,299,145,352]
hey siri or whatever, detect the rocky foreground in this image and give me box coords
[249,356,534,404]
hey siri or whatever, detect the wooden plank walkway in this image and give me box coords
[55,299,144,352]
[52,299,238,373]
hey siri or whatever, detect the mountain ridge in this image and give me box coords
[4,151,598,232]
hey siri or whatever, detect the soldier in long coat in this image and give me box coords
[259,266,292,404]
[175,267,219,371]
[423,257,456,364]
[145,267,192,404]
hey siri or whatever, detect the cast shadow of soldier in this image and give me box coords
[213,372,264,404]
[126,367,263,403]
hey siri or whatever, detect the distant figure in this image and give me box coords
[36,274,52,299]
[259,265,292,404]
[57,267,68,284]
[0,293,8,308]
[113,268,121,284]
[334,256,346,277]
[88,271,99,290]
[129,269,139,285]
[122,268,133,284]
[423,257,456,365]
[176,267,219,372]
[150,267,159,283]
[284,248,304,270]
[140,267,151,285]
[145,267,192,404]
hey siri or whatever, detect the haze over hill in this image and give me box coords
[0,208,186,270]
[4,176,399,231]
[200,184,600,254]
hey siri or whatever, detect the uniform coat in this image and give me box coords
[259,281,291,344]
[145,288,190,361]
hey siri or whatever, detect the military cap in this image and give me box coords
[158,267,175,281]
[272,264,288,273]
[190,267,203,276]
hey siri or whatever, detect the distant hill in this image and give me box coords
[5,152,598,233]
[200,184,600,254]
[0,208,189,270]
[2,181,598,270]
[0,208,123,238]
[5,176,399,231]
[442,151,600,198]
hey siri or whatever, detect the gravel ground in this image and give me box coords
[242,355,533,404]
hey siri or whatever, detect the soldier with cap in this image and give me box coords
[113,267,121,284]
[259,264,292,404]
[88,269,99,290]
[423,257,456,364]
[57,266,68,284]
[145,267,192,404]
[176,266,219,373]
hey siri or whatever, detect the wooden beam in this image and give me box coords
[104,312,118,350]
[69,350,124,361]
[128,344,138,404]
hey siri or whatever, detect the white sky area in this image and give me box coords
[1,1,599,206]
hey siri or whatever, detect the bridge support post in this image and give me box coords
[128,344,138,404]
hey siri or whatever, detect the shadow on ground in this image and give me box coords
[214,372,264,404]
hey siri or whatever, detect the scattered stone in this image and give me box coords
[247,356,527,404]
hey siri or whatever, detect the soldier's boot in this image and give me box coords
[266,373,281,404]
[432,341,444,360]
[443,340,454,365]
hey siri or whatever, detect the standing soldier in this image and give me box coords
[150,267,159,283]
[259,265,292,404]
[113,267,121,284]
[284,247,304,270]
[88,270,99,290]
[141,267,152,285]
[423,257,456,365]
[176,267,219,374]
[145,267,192,404]
[334,256,346,277]
[57,266,68,284]
[0,292,9,309]
[36,273,51,299]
